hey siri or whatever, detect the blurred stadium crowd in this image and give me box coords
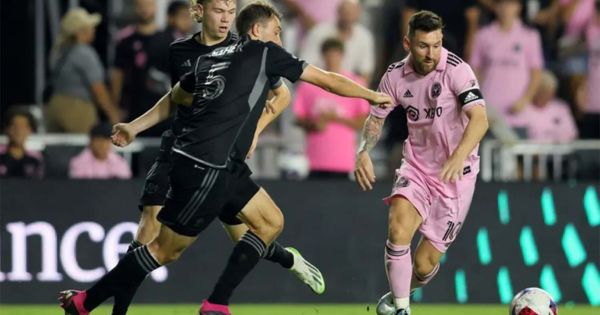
[0,0,598,181]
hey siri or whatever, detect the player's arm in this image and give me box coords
[247,83,291,159]
[355,114,386,191]
[440,104,489,182]
[111,90,173,147]
[300,65,392,107]
[256,83,291,135]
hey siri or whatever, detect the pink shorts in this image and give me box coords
[383,163,477,253]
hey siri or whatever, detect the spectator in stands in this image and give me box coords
[404,0,480,59]
[0,109,43,178]
[300,0,375,82]
[280,0,343,46]
[69,123,131,179]
[111,0,173,137]
[293,39,370,179]
[471,0,544,127]
[166,1,193,38]
[46,8,120,133]
[517,71,578,142]
[576,1,600,138]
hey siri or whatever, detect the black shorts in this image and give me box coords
[139,159,171,208]
[157,154,260,237]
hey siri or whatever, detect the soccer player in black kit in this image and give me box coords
[129,0,323,306]
[59,2,392,315]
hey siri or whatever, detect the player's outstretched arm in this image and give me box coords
[111,90,173,147]
[440,104,489,182]
[299,65,392,107]
[355,114,385,191]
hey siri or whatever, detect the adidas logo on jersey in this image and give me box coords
[403,89,413,98]
[181,59,192,67]
[464,91,478,103]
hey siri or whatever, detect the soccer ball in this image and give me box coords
[376,291,396,315]
[510,287,558,315]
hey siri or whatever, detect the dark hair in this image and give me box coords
[4,108,37,132]
[321,37,345,54]
[407,10,444,37]
[167,1,188,16]
[236,1,281,35]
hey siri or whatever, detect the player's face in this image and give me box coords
[90,137,112,161]
[135,0,157,24]
[199,0,236,39]
[405,29,443,75]
[6,116,32,147]
[257,16,283,46]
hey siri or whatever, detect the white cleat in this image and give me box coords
[286,247,325,295]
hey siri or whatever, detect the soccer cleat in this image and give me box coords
[286,247,325,295]
[395,307,411,315]
[199,300,231,315]
[58,290,89,315]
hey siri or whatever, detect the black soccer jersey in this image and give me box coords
[155,32,240,160]
[176,35,306,168]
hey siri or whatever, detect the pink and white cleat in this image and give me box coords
[58,290,89,315]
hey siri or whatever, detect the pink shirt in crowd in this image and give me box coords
[373,48,486,183]
[288,0,342,25]
[518,99,578,143]
[69,148,132,179]
[560,0,595,38]
[586,21,600,113]
[293,72,370,172]
[470,20,543,126]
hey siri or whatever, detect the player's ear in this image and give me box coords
[250,23,262,39]
[402,35,410,52]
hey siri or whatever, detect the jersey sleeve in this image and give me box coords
[371,71,399,119]
[265,43,307,83]
[451,62,486,111]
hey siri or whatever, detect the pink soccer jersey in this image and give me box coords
[470,20,543,126]
[587,21,600,114]
[373,48,485,184]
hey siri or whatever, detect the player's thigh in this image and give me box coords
[236,188,284,244]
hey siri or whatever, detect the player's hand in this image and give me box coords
[111,123,137,147]
[354,151,376,191]
[440,154,466,183]
[371,92,393,109]
[265,99,277,115]
[247,135,258,159]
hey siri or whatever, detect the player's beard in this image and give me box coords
[415,58,438,75]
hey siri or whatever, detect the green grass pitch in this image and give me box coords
[2,304,598,315]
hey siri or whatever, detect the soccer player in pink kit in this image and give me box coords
[354,11,489,315]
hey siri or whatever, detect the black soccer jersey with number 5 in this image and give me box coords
[176,35,306,168]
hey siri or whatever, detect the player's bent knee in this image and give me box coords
[414,256,436,277]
